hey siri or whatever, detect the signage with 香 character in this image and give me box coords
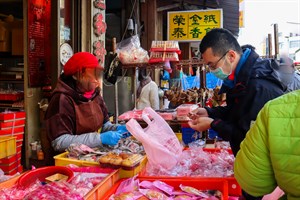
[168,9,223,42]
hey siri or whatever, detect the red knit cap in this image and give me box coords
[63,52,103,76]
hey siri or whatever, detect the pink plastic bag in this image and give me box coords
[126,107,182,170]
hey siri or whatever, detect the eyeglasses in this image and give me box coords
[207,50,229,70]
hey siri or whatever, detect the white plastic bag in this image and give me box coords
[116,35,149,64]
[126,107,182,170]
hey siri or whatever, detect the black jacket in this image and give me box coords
[207,50,285,156]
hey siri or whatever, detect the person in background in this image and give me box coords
[234,89,300,200]
[44,52,128,152]
[136,68,159,110]
[274,55,300,93]
[241,45,300,93]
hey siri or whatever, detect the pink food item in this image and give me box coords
[176,104,199,119]
[179,184,209,198]
[139,188,170,200]
[118,110,151,121]
[157,112,176,120]
[152,180,174,196]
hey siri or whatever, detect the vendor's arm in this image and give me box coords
[52,129,123,152]
[205,105,230,119]
[209,80,282,154]
[52,132,101,152]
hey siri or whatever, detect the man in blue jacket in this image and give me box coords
[188,28,286,157]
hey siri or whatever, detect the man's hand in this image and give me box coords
[188,116,214,132]
[188,107,209,120]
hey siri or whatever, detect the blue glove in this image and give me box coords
[116,125,131,138]
[100,131,122,146]
[116,125,128,133]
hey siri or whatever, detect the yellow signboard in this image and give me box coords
[239,0,245,28]
[168,9,223,42]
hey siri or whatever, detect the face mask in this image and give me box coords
[210,66,230,80]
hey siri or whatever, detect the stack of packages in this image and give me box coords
[148,41,181,63]
[0,111,25,175]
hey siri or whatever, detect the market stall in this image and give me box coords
[0,37,242,199]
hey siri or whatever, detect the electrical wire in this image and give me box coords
[121,0,137,42]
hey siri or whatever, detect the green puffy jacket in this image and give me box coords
[234,89,300,200]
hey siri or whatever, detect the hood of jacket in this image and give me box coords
[220,49,286,93]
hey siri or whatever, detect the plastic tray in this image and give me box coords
[84,169,120,200]
[138,148,241,196]
[0,153,17,164]
[0,111,26,122]
[0,126,24,135]
[0,173,21,188]
[17,166,74,187]
[102,177,229,200]
[54,152,148,178]
[0,93,23,101]
[0,169,120,200]
[138,168,240,196]
[0,119,25,129]
[0,136,16,159]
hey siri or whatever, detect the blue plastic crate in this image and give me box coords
[181,127,202,145]
[208,128,222,140]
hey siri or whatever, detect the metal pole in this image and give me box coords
[114,82,119,124]
[274,23,280,60]
[133,67,137,109]
[112,38,119,124]
[268,34,273,58]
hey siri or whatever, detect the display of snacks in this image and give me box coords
[149,52,179,63]
[165,86,209,107]
[150,40,181,53]
[99,152,144,170]
[103,177,228,200]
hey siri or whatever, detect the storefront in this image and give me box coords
[0,0,106,168]
[0,0,242,192]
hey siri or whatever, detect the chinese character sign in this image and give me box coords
[168,9,223,42]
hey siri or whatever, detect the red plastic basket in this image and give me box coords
[102,177,228,200]
[17,166,74,187]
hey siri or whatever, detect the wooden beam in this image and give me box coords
[157,3,180,12]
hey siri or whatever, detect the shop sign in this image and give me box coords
[60,25,71,41]
[60,43,73,65]
[167,9,223,42]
